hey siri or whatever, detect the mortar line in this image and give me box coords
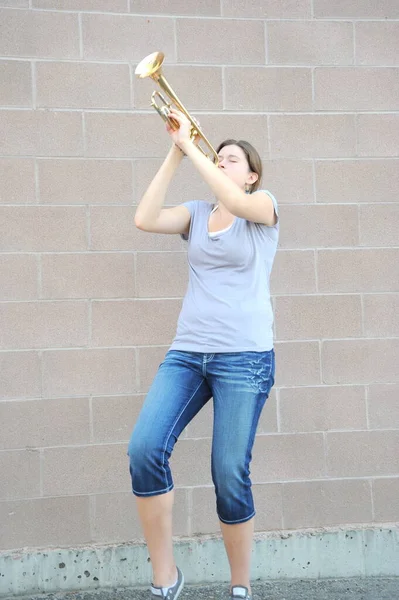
[88,297,92,347]
[86,204,91,250]
[353,21,357,65]
[129,61,134,110]
[173,18,178,61]
[267,114,272,158]
[221,65,226,111]
[31,60,36,109]
[312,159,317,203]
[360,293,365,338]
[369,478,375,521]
[78,12,83,60]
[3,433,398,453]
[135,346,140,394]
[89,395,94,443]
[39,448,44,496]
[314,249,319,293]
[365,385,370,430]
[33,157,40,204]
[14,8,399,20]
[37,252,42,299]
[82,111,86,157]
[319,338,323,386]
[187,487,193,536]
[89,494,96,542]
[276,387,281,433]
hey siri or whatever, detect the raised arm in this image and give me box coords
[134,143,191,235]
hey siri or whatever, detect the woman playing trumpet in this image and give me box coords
[128,107,279,600]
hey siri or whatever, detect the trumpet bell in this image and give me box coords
[135,51,165,79]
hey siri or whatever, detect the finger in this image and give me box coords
[169,107,183,117]
[169,111,183,122]
[170,108,189,123]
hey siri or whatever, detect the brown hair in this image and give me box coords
[215,139,263,193]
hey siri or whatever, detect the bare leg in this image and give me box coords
[220,518,254,595]
[136,490,177,587]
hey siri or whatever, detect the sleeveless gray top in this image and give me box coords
[169,190,279,353]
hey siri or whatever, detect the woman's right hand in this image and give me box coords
[166,108,201,150]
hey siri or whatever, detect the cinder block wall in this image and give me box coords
[1,1,398,553]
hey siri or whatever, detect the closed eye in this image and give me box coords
[217,155,240,162]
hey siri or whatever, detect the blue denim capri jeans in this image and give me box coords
[127,348,275,525]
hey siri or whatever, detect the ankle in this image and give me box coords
[153,565,177,588]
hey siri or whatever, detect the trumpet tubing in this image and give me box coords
[135,51,219,165]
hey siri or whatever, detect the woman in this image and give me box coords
[127,107,279,600]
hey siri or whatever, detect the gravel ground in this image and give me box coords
[5,577,399,600]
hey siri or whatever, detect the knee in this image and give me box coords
[128,428,157,469]
[127,426,175,497]
[212,456,250,494]
[128,425,175,473]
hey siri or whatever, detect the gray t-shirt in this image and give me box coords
[169,190,279,353]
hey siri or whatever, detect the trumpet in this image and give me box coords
[135,51,219,166]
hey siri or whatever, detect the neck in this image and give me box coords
[213,201,234,219]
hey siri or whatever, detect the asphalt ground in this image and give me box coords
[6,577,399,600]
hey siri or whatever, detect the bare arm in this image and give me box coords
[180,141,277,226]
[134,143,191,234]
[169,108,277,226]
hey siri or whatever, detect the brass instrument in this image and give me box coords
[135,51,219,166]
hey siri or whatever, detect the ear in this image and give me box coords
[247,172,258,185]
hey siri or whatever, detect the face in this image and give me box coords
[216,144,258,191]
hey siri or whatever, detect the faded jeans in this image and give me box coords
[127,348,275,524]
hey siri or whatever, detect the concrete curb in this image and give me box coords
[1,525,398,598]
